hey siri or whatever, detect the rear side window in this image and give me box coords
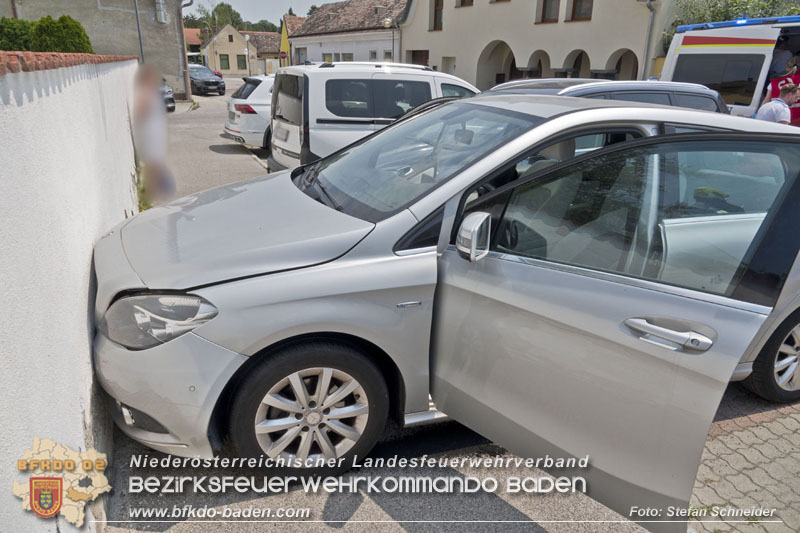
[673,93,720,112]
[441,83,476,99]
[325,79,433,119]
[672,54,765,107]
[326,80,372,118]
[272,74,303,126]
[612,92,671,106]
[374,80,432,118]
[232,79,261,99]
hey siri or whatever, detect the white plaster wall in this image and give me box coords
[0,59,138,531]
[292,30,400,63]
[400,0,676,89]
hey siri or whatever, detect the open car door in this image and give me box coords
[431,134,800,532]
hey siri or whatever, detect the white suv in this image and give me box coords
[268,62,478,172]
[223,75,275,149]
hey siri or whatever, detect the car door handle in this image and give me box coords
[624,318,713,352]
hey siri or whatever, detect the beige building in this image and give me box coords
[241,31,281,75]
[400,0,676,90]
[202,24,250,76]
[0,0,190,98]
[202,24,280,76]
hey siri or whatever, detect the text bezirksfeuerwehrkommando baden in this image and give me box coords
[128,453,591,495]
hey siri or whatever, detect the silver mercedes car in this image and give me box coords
[94,94,800,531]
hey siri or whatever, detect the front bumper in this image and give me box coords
[94,331,248,457]
[192,83,225,94]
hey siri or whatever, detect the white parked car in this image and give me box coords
[268,62,479,172]
[223,75,275,149]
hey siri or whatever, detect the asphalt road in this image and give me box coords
[105,86,800,533]
[166,77,269,198]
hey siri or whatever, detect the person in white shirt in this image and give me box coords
[133,66,175,203]
[756,83,797,125]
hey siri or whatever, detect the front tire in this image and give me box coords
[229,342,389,474]
[743,312,800,403]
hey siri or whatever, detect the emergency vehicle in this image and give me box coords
[661,15,800,124]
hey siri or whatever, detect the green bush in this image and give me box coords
[0,15,93,53]
[29,15,94,54]
[0,17,33,51]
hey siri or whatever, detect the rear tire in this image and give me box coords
[743,310,800,403]
[262,127,272,152]
[229,342,389,475]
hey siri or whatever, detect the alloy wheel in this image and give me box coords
[254,367,369,463]
[774,327,800,391]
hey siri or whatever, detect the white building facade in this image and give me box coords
[288,0,410,64]
[399,0,676,90]
[291,29,400,63]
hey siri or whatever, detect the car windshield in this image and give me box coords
[299,103,543,222]
[191,66,214,77]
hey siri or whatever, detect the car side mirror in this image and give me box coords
[456,212,491,262]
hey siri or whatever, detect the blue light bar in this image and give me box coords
[676,15,800,33]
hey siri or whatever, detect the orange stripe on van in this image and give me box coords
[681,36,776,47]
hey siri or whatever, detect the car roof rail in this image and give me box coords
[314,61,434,72]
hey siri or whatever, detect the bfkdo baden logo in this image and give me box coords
[13,438,111,526]
[30,477,63,518]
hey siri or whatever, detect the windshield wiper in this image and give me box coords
[314,179,341,211]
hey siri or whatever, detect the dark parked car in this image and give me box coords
[487,79,729,113]
[161,77,175,112]
[189,64,225,96]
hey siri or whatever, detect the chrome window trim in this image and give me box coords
[395,246,437,257]
[471,247,772,316]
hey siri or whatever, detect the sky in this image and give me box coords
[186,0,339,25]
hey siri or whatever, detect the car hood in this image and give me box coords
[120,173,374,289]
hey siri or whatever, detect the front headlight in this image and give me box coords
[99,294,218,350]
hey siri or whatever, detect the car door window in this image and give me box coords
[326,79,373,118]
[466,130,641,204]
[374,80,432,118]
[673,93,720,112]
[672,53,765,107]
[441,83,476,99]
[612,91,672,105]
[489,138,799,300]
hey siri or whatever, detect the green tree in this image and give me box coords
[212,2,244,28]
[193,1,247,41]
[308,5,320,16]
[28,15,94,53]
[0,17,33,51]
[242,19,279,32]
[665,0,798,52]
[183,13,202,28]
[288,7,296,16]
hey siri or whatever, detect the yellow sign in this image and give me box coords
[13,438,111,526]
